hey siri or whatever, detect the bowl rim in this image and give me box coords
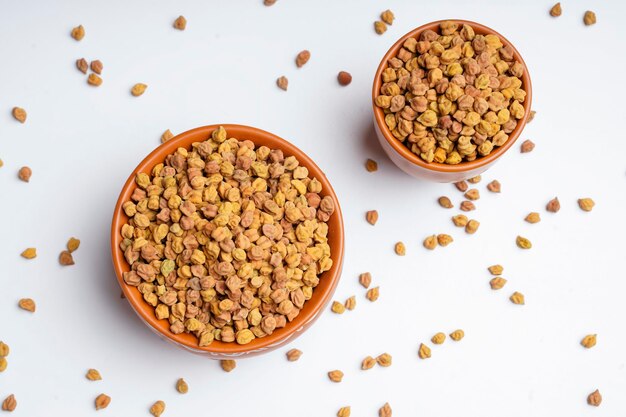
[110,124,345,356]
[372,19,533,173]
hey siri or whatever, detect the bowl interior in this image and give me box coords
[111,124,345,356]
[372,19,533,173]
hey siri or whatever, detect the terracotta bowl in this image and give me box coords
[372,19,532,182]
[111,124,345,359]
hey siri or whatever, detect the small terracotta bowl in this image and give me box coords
[111,124,345,359]
[372,19,532,182]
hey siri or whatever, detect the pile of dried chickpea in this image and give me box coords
[374,21,528,164]
[119,126,335,347]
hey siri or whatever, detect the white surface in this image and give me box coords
[1,0,625,415]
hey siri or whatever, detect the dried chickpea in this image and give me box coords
[18,166,32,182]
[295,50,311,68]
[587,390,602,406]
[86,369,102,381]
[362,356,376,370]
[423,235,439,250]
[450,329,464,341]
[344,296,356,311]
[546,197,560,212]
[366,287,380,302]
[71,25,85,41]
[488,265,504,275]
[578,198,595,212]
[150,400,165,417]
[331,301,346,314]
[437,234,453,247]
[489,277,507,290]
[431,332,446,344]
[366,210,379,225]
[12,107,27,123]
[418,343,431,359]
[131,83,148,97]
[394,242,406,256]
[550,3,562,17]
[286,349,302,361]
[21,248,37,259]
[365,158,378,172]
[376,352,392,367]
[452,214,468,227]
[176,378,188,393]
[581,334,597,349]
[583,11,596,26]
[516,235,532,249]
[337,406,351,417]
[173,15,187,30]
[374,21,387,35]
[525,212,540,223]
[379,403,392,417]
[87,73,102,87]
[95,394,110,410]
[510,291,525,305]
[460,201,475,211]
[359,272,372,288]
[277,76,288,90]
[328,370,343,383]
[380,10,394,25]
[438,196,453,208]
[221,360,236,372]
[465,219,480,234]
[487,180,501,193]
[1,394,15,412]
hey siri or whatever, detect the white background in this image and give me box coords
[1,0,625,416]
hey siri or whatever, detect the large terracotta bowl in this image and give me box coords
[111,124,345,359]
[372,19,533,182]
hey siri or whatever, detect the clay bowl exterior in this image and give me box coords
[111,124,345,359]
[372,19,532,182]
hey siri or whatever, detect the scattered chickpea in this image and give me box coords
[12,107,27,123]
[521,140,535,153]
[365,158,378,172]
[455,181,468,192]
[21,248,37,259]
[359,272,372,288]
[337,406,351,417]
[546,197,560,212]
[581,334,597,349]
[489,277,507,290]
[450,329,465,341]
[550,3,562,17]
[465,189,480,201]
[438,196,453,208]
[86,369,102,381]
[452,214,468,227]
[379,403,392,417]
[487,180,501,193]
[286,349,302,362]
[71,25,85,41]
[295,50,311,68]
[366,210,379,225]
[488,265,504,275]
[525,212,540,223]
[94,394,110,410]
[431,332,446,344]
[366,287,380,302]
[423,235,437,250]
[467,175,481,184]
[510,291,525,305]
[173,15,187,30]
[465,219,480,234]
[276,76,288,91]
[516,235,532,249]
[460,201,475,211]
[437,234,453,247]
[376,352,392,367]
[394,242,406,256]
[18,298,36,312]
[150,400,166,417]
[331,301,346,314]
[76,58,88,73]
[583,11,596,26]
[87,73,102,87]
[90,60,103,74]
[337,71,352,86]
[362,356,376,370]
[18,166,32,182]
[418,343,431,359]
[131,83,148,97]
[344,296,356,311]
[220,360,236,372]
[328,370,344,383]
[381,10,394,25]
[587,389,602,406]
[374,21,387,35]
[578,198,595,212]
